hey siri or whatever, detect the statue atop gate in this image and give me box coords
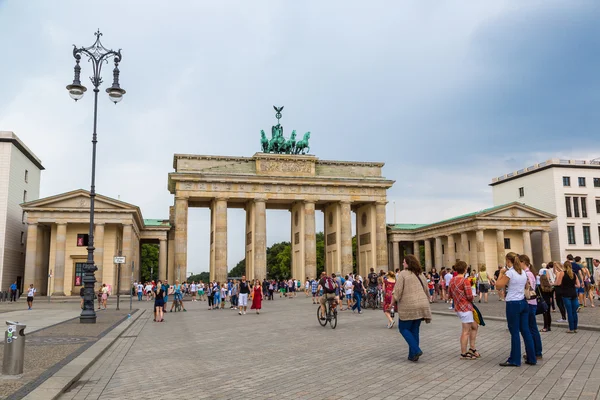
[260,106,310,155]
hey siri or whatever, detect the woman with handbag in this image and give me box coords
[448,261,480,360]
[519,255,543,360]
[552,262,567,322]
[392,255,432,362]
[495,252,536,367]
[477,265,490,303]
[554,261,581,333]
[539,269,554,332]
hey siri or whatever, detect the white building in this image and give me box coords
[491,158,600,268]
[0,131,44,292]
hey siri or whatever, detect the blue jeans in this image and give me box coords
[137,292,142,301]
[527,304,543,357]
[506,300,536,365]
[398,319,422,360]
[352,293,362,312]
[563,296,579,331]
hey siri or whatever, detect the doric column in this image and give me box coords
[447,234,455,266]
[461,232,469,266]
[94,223,105,290]
[304,201,317,279]
[424,239,432,271]
[340,201,353,276]
[435,237,443,268]
[392,241,400,271]
[215,198,229,283]
[476,229,485,269]
[522,230,533,265]
[120,224,133,293]
[413,241,420,259]
[174,196,189,282]
[375,202,388,271]
[496,229,505,267]
[542,230,552,263]
[159,238,167,281]
[24,223,38,289]
[53,222,67,296]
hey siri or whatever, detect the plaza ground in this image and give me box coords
[16,293,592,400]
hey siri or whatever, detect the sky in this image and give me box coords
[1,1,599,274]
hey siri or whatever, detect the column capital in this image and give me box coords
[375,200,388,206]
[159,237,167,242]
[303,199,316,205]
[254,198,267,203]
[174,195,189,201]
[27,222,38,226]
[339,200,352,205]
[95,222,106,226]
[122,223,133,228]
[496,228,505,232]
[215,197,229,202]
[56,221,67,226]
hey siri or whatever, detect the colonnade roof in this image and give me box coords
[387,202,555,234]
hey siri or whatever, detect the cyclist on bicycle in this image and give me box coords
[367,268,379,299]
[169,280,187,312]
[318,271,338,319]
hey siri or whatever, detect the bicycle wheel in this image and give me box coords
[317,306,327,327]
[329,308,337,329]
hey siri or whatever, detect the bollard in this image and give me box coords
[2,321,26,376]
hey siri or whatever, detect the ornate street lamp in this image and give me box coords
[66,30,126,323]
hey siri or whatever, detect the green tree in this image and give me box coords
[188,271,209,283]
[267,241,291,280]
[228,258,246,278]
[140,243,159,282]
[316,232,325,277]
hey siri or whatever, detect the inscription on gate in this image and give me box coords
[327,233,337,245]
[360,233,371,245]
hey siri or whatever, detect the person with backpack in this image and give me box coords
[539,264,554,332]
[318,272,338,319]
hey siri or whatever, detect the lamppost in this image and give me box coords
[66,30,126,323]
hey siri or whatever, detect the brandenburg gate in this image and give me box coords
[166,108,394,282]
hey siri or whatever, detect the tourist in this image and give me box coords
[162,280,170,312]
[213,282,221,309]
[145,282,153,301]
[169,280,187,312]
[426,273,434,303]
[26,284,36,310]
[136,282,143,301]
[539,264,554,332]
[444,269,453,303]
[220,282,228,309]
[520,255,543,360]
[344,275,353,310]
[495,252,536,366]
[448,261,480,360]
[431,268,440,301]
[154,280,165,322]
[477,265,490,303]
[494,266,505,301]
[238,276,250,315]
[555,261,581,333]
[97,286,102,310]
[198,281,205,301]
[311,278,319,304]
[190,281,197,301]
[593,259,600,299]
[9,281,17,302]
[439,268,446,302]
[351,273,366,314]
[305,277,310,297]
[80,286,85,309]
[268,280,274,300]
[101,283,109,310]
[552,262,567,322]
[392,255,432,362]
[568,255,585,311]
[581,263,594,307]
[262,279,269,300]
[230,279,239,309]
[382,271,396,328]
[251,279,263,314]
[207,282,214,310]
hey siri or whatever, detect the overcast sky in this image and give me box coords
[1,1,599,274]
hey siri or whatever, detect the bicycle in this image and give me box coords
[366,288,379,310]
[317,297,338,329]
[173,295,183,312]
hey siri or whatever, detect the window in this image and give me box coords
[23,190,27,202]
[574,197,580,218]
[76,234,89,247]
[567,226,576,244]
[586,258,593,273]
[20,232,24,245]
[594,178,600,188]
[582,197,588,218]
[579,177,586,187]
[74,263,86,286]
[24,170,28,183]
[597,199,600,214]
[583,226,591,244]
[566,196,572,217]
[504,238,511,249]
[563,176,571,186]
[518,187,524,197]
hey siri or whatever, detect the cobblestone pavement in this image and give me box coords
[59,296,600,400]
[430,290,600,328]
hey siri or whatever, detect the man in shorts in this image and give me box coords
[26,284,36,310]
[190,281,197,301]
[238,276,250,315]
[311,278,319,304]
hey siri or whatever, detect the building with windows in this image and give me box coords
[491,158,600,268]
[0,131,44,292]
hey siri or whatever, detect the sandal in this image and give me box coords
[460,353,475,360]
[468,348,481,358]
[540,328,548,332]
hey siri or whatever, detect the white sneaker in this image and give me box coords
[556,319,566,323]
[243,311,246,315]
[238,310,242,315]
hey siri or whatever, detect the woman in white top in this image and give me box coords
[344,276,354,310]
[144,283,153,301]
[496,252,536,367]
